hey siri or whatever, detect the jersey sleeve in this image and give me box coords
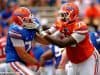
[10,38,25,47]
[71,22,88,43]
[8,28,24,47]
[8,30,22,39]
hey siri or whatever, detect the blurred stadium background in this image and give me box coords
[0,0,100,35]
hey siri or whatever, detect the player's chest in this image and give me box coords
[22,30,36,41]
[61,25,75,36]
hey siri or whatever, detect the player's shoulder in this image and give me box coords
[73,21,88,34]
[75,21,87,28]
[74,21,88,30]
[9,23,23,32]
[8,23,23,39]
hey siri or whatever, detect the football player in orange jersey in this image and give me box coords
[40,3,100,75]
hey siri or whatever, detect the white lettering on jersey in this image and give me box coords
[25,41,31,52]
[55,46,64,57]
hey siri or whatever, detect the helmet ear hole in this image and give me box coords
[12,16,23,25]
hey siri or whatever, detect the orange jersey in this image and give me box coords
[55,19,94,64]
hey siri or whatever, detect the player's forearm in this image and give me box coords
[44,35,67,47]
[21,53,39,65]
[15,47,39,65]
[39,56,45,66]
[44,35,76,47]
[35,33,50,45]
[40,55,53,67]
[40,30,67,47]
[40,50,54,66]
[58,50,68,69]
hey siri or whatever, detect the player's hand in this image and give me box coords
[38,26,48,37]
[40,31,48,37]
[28,63,40,72]
[31,16,41,29]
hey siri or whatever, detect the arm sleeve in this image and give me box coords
[8,30,22,39]
[8,30,24,47]
[10,38,25,47]
[71,33,86,43]
[71,23,88,43]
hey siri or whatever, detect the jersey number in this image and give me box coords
[25,41,32,52]
[55,46,62,57]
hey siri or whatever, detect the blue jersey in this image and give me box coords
[5,23,37,63]
[32,45,54,66]
[51,45,62,68]
[89,32,100,52]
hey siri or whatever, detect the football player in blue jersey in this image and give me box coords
[89,31,100,53]
[31,42,55,75]
[0,7,49,75]
[39,45,67,75]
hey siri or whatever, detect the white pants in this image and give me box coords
[37,65,55,75]
[66,50,100,75]
[65,62,73,75]
[0,62,36,75]
[44,65,55,75]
